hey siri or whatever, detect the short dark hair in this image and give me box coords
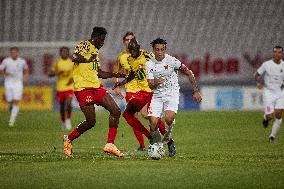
[150,38,167,48]
[123,32,135,41]
[91,27,107,38]
[60,46,69,53]
[10,46,19,51]
[274,45,283,52]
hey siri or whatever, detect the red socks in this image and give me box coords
[107,127,117,144]
[68,128,80,141]
[158,120,166,135]
[123,111,151,138]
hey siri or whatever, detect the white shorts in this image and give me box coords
[263,88,284,115]
[4,83,23,102]
[148,95,179,118]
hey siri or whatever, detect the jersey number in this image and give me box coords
[136,68,146,80]
[92,61,99,71]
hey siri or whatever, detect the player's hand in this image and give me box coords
[256,82,264,89]
[154,77,164,87]
[113,72,126,78]
[193,91,202,103]
[57,71,64,76]
[114,87,124,100]
[66,78,73,86]
[88,54,97,62]
[112,82,123,90]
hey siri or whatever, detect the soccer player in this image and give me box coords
[113,39,167,151]
[63,27,126,158]
[49,47,74,130]
[0,47,29,127]
[255,46,284,143]
[112,32,158,151]
[146,38,202,156]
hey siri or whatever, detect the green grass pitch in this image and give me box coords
[0,110,283,188]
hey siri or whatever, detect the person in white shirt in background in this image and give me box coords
[0,47,29,127]
[255,45,284,143]
[146,38,202,156]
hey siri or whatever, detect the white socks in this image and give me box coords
[9,104,19,126]
[270,118,282,138]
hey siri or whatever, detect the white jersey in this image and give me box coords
[146,54,181,97]
[0,57,28,86]
[257,59,284,92]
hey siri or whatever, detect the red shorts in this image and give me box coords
[127,91,153,110]
[74,85,109,107]
[56,90,74,103]
[125,92,136,103]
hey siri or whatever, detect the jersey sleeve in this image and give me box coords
[74,40,91,57]
[146,61,154,79]
[173,57,182,70]
[257,62,266,75]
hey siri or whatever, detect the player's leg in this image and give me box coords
[163,96,179,157]
[123,103,152,146]
[64,91,73,130]
[148,96,164,144]
[63,104,97,157]
[125,92,146,151]
[56,91,66,129]
[99,94,124,157]
[141,103,167,135]
[269,109,283,143]
[262,90,275,128]
[63,89,97,157]
[8,85,23,127]
[269,95,284,143]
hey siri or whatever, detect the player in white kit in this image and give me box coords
[146,38,202,156]
[0,47,29,127]
[255,46,284,143]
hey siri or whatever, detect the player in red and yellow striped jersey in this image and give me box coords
[49,47,73,130]
[113,39,167,148]
[63,27,126,158]
[112,32,151,151]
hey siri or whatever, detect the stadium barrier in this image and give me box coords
[200,86,263,111]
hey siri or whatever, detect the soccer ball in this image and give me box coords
[148,142,165,160]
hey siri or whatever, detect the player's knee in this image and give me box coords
[112,107,121,118]
[275,114,282,120]
[86,117,96,128]
[266,114,274,120]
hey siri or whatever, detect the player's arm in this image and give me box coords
[254,62,266,89]
[254,72,264,89]
[145,61,164,90]
[23,67,29,83]
[72,53,96,63]
[0,61,10,77]
[112,71,135,89]
[112,59,124,99]
[179,64,202,103]
[147,78,165,90]
[98,69,125,79]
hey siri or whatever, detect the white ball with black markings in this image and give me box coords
[148,142,165,160]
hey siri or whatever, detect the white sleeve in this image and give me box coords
[0,59,6,70]
[146,61,154,79]
[257,62,266,75]
[172,57,182,70]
